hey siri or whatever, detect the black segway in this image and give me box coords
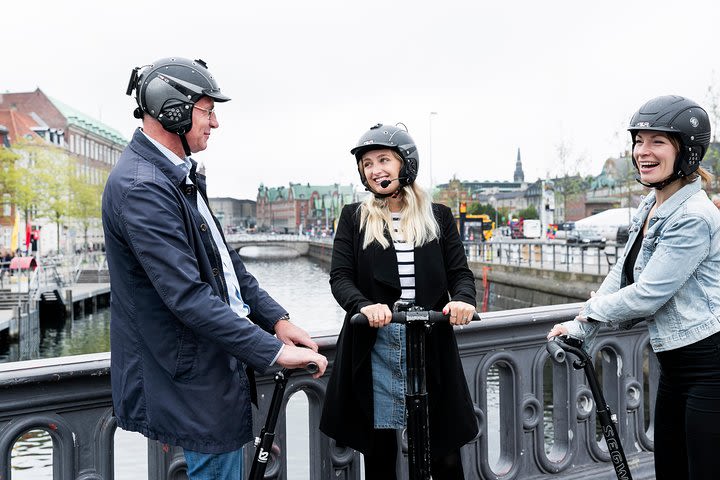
[248,360,319,480]
[351,303,480,480]
[546,335,634,480]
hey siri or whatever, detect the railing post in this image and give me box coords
[65,289,74,321]
[9,306,19,340]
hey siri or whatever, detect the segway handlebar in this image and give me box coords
[546,335,592,366]
[350,310,481,325]
[303,361,319,375]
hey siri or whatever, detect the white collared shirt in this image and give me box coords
[142,131,251,320]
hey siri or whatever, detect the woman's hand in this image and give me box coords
[546,323,569,339]
[360,304,392,328]
[443,301,476,326]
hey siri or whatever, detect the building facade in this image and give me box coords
[256,183,358,235]
[0,89,127,254]
[208,197,256,233]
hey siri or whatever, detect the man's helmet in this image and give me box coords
[126,57,230,135]
[350,123,419,189]
[628,95,711,182]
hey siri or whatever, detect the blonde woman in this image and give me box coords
[320,123,478,479]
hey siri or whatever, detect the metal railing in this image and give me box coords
[464,240,625,276]
[0,304,656,479]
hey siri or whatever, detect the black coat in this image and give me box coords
[319,202,479,456]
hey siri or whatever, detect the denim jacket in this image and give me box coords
[565,178,720,352]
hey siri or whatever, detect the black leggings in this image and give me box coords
[363,428,465,480]
[654,332,720,480]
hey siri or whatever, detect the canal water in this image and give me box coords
[0,252,346,479]
[0,250,513,478]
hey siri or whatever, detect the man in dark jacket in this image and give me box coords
[103,57,327,480]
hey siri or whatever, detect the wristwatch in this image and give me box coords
[277,313,290,322]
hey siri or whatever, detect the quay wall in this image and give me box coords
[469,261,604,311]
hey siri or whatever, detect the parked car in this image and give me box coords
[566,229,607,249]
[553,221,576,240]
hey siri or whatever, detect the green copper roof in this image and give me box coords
[49,97,128,145]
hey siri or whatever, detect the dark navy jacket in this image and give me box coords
[102,129,285,453]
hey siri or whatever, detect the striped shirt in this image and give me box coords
[392,213,416,302]
[371,212,415,428]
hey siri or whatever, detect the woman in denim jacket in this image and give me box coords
[548,95,720,479]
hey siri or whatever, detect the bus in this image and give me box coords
[456,214,495,241]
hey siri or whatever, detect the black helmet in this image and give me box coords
[350,123,419,189]
[126,57,230,135]
[628,95,711,183]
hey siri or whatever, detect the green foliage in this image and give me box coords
[2,141,107,252]
[0,148,21,195]
[70,170,106,248]
[468,202,497,218]
[517,205,539,220]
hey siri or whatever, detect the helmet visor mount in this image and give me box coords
[127,57,230,137]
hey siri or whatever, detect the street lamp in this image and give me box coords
[428,112,438,189]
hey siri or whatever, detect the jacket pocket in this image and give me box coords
[173,325,198,382]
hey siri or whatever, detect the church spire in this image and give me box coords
[514,148,525,182]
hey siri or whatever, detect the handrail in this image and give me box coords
[0,304,657,479]
[464,239,626,276]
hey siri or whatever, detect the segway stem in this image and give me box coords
[547,336,634,480]
[351,307,480,480]
[249,362,318,480]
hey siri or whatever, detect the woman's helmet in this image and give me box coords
[126,57,230,135]
[628,95,711,188]
[350,123,419,189]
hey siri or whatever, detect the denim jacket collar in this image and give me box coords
[641,177,702,220]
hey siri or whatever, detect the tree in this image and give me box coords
[6,142,48,253]
[468,202,497,218]
[551,140,590,222]
[516,205,538,220]
[0,147,21,194]
[32,146,72,253]
[69,170,106,250]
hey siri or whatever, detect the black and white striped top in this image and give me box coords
[391,213,415,301]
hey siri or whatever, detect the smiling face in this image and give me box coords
[633,130,679,184]
[359,148,403,193]
[186,96,219,153]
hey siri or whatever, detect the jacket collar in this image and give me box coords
[129,128,191,187]
[643,177,702,220]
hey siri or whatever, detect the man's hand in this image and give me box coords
[276,345,328,379]
[275,319,318,351]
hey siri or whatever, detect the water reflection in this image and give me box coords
[1,256,345,479]
[0,256,514,478]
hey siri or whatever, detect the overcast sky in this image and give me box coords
[4,0,720,200]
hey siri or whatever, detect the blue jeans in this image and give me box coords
[184,448,243,480]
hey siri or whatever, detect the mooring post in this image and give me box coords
[65,289,74,321]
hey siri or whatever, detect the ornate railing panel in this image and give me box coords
[0,304,657,479]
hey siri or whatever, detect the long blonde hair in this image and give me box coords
[359,182,439,249]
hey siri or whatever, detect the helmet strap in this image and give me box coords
[634,172,680,190]
[180,135,192,157]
